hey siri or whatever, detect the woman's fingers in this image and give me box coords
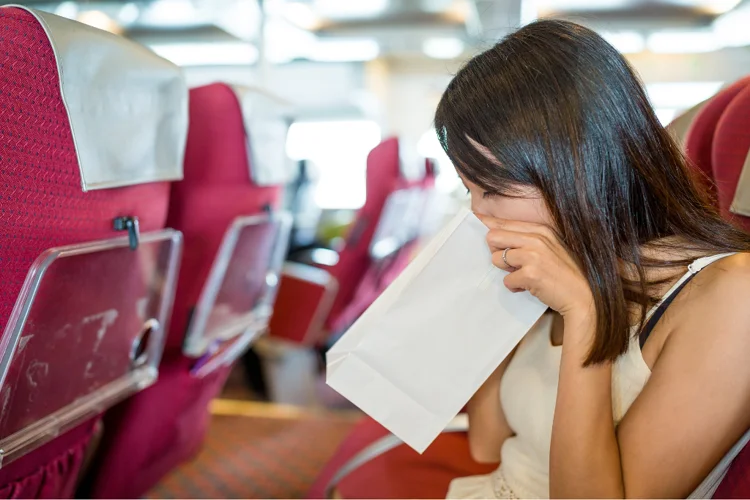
[503,267,530,294]
[475,213,557,240]
[491,247,538,271]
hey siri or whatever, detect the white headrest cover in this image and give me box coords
[230,84,293,186]
[731,148,750,217]
[4,6,188,191]
[667,98,708,148]
[399,145,426,182]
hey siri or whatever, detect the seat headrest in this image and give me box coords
[2,6,188,191]
[667,99,708,148]
[398,140,426,182]
[230,84,294,186]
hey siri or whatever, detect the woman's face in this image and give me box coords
[463,176,554,226]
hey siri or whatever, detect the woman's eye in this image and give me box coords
[465,187,470,195]
[482,191,497,199]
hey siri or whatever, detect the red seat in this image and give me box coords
[308,417,495,499]
[0,6,184,498]
[684,77,750,200]
[269,137,426,345]
[89,82,291,499]
[330,159,437,333]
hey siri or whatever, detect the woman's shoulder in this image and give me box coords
[694,252,750,294]
[671,252,750,348]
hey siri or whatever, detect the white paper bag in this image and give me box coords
[326,208,548,453]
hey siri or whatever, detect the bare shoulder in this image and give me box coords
[693,252,750,296]
[672,252,750,350]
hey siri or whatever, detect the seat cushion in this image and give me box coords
[308,417,496,499]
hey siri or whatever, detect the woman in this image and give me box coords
[434,19,750,499]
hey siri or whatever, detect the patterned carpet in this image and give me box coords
[147,401,360,499]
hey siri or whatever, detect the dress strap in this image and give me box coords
[639,253,736,349]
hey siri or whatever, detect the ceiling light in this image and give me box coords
[313,0,388,18]
[309,39,380,62]
[713,4,750,47]
[647,30,722,53]
[665,0,742,15]
[701,0,742,15]
[141,0,198,27]
[265,19,317,63]
[282,2,322,30]
[444,0,471,22]
[600,31,645,54]
[534,0,629,11]
[54,1,78,19]
[77,11,122,34]
[215,0,262,40]
[118,3,140,24]
[149,42,259,66]
[422,37,465,59]
[420,0,455,13]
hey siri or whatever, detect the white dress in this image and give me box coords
[446,253,738,499]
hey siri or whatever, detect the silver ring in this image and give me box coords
[502,248,511,268]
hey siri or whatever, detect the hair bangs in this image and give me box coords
[436,110,530,198]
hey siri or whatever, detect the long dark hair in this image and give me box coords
[435,19,750,365]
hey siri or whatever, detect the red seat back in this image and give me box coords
[0,6,181,497]
[711,85,750,227]
[684,77,750,200]
[165,83,286,355]
[325,137,423,331]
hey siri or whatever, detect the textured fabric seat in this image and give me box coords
[89,82,291,499]
[683,77,750,200]
[0,6,185,498]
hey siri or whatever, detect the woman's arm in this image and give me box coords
[550,257,750,498]
[477,214,750,498]
[466,350,516,464]
[549,312,622,498]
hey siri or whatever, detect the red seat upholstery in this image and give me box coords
[710,85,750,228]
[0,7,174,498]
[89,83,287,499]
[684,77,750,200]
[308,417,495,499]
[269,137,420,344]
[329,159,436,334]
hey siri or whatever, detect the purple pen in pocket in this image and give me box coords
[190,339,222,375]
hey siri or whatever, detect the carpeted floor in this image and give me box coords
[147,401,360,499]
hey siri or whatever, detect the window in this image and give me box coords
[286,120,381,209]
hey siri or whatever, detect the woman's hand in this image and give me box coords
[476,213,594,319]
